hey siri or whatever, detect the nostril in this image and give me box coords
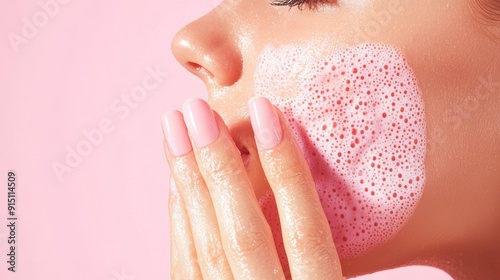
[187,62,202,71]
[171,14,242,87]
[187,62,214,80]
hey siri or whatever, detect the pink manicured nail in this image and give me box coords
[162,111,193,157]
[248,96,283,150]
[183,98,219,148]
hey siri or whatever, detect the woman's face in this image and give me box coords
[172,0,500,276]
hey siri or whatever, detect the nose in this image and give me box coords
[171,11,243,87]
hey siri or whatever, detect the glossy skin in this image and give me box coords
[169,0,500,278]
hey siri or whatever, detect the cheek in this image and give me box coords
[255,44,426,260]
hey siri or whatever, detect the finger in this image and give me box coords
[163,111,233,279]
[182,98,285,280]
[170,183,179,279]
[169,176,186,280]
[249,96,343,279]
[168,177,204,280]
[170,236,179,280]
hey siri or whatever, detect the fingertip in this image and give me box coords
[248,96,283,150]
[162,110,193,157]
[182,98,219,148]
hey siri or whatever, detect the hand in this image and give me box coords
[162,97,344,279]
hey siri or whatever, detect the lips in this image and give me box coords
[230,128,252,167]
[254,43,426,259]
[239,147,250,166]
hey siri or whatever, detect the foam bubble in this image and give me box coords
[254,44,426,260]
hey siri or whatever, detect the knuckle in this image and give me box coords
[197,142,243,179]
[202,155,242,181]
[173,158,204,187]
[228,227,272,257]
[172,264,199,280]
[200,244,227,270]
[275,171,309,193]
[287,223,332,260]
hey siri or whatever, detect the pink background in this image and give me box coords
[0,0,452,279]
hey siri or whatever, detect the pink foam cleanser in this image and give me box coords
[254,44,426,260]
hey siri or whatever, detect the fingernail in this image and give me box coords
[248,96,283,150]
[162,111,193,157]
[183,98,219,148]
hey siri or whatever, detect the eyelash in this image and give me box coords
[270,0,330,10]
